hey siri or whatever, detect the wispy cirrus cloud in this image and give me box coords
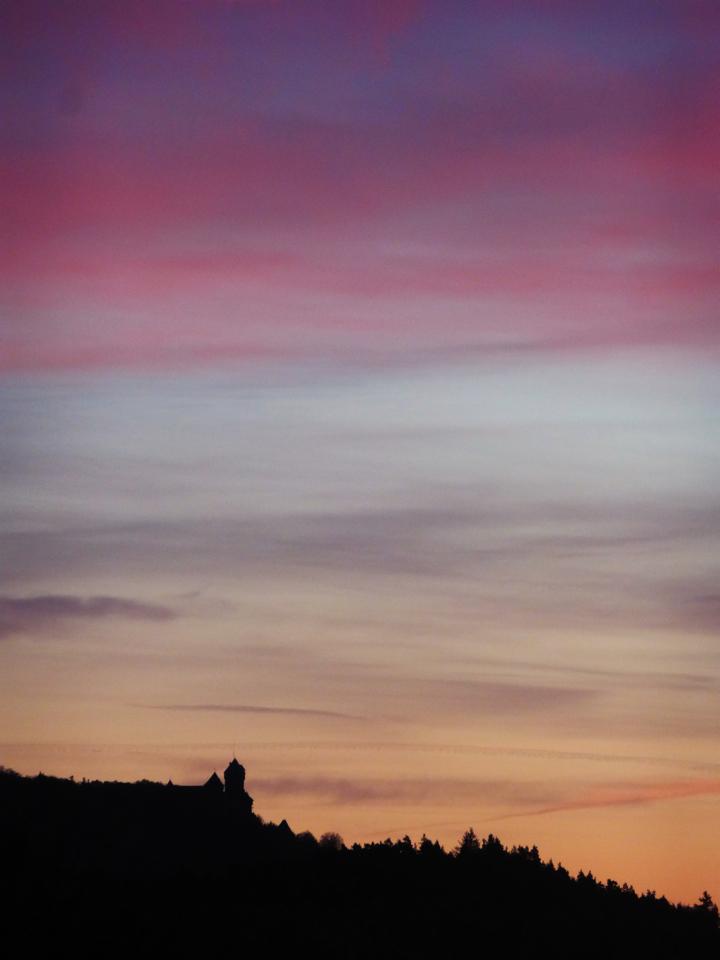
[497,779,720,821]
[250,772,720,815]
[4,498,718,643]
[4,496,719,578]
[251,774,561,807]
[2,0,719,373]
[0,594,175,639]
[144,703,364,721]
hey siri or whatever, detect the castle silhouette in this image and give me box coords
[167,758,254,815]
[204,758,253,814]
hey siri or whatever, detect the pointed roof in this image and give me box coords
[203,771,223,790]
[224,758,244,775]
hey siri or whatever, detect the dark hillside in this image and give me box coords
[1,766,717,958]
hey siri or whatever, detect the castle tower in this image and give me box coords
[224,758,245,792]
[223,758,253,814]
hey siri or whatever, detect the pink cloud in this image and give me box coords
[499,778,720,820]
[3,0,718,371]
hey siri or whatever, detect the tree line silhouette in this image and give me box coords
[1,765,717,957]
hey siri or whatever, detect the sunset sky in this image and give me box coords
[2,0,719,904]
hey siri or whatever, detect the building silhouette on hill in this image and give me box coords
[219,758,253,814]
[169,758,254,815]
[203,771,223,793]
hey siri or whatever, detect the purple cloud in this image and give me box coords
[0,594,175,639]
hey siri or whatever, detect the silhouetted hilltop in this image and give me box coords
[1,764,717,958]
